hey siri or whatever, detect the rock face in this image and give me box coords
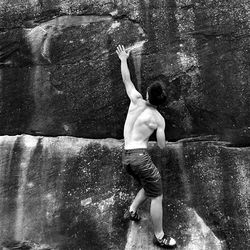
[0,135,249,249]
[183,139,250,250]
[0,1,250,248]
[0,1,250,139]
[0,135,129,249]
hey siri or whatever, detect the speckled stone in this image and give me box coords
[182,138,250,250]
[0,135,130,249]
[0,135,249,249]
[0,1,250,139]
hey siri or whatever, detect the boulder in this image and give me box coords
[0,1,250,139]
[182,138,250,250]
[2,240,52,250]
[0,14,145,138]
[0,135,249,249]
[0,135,130,249]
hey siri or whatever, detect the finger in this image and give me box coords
[118,45,123,52]
[117,45,122,53]
[122,45,125,51]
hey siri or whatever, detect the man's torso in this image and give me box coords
[124,99,161,149]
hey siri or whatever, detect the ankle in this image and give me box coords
[155,231,164,239]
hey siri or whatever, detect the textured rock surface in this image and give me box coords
[0,135,249,249]
[0,1,250,139]
[183,139,250,250]
[125,209,225,250]
[0,135,130,249]
[2,240,52,250]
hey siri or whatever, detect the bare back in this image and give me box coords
[124,99,164,149]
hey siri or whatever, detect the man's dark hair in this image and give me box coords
[147,81,167,106]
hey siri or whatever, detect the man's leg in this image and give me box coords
[151,195,177,247]
[150,194,164,238]
[130,188,147,212]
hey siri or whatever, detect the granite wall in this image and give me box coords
[0,0,250,140]
[0,135,249,249]
[0,1,250,249]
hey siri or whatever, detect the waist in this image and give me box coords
[123,148,148,155]
[124,140,148,150]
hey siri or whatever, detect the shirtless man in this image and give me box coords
[116,45,177,249]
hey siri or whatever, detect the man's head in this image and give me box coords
[146,81,167,107]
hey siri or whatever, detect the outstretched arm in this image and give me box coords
[116,45,142,103]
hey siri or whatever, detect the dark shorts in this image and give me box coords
[122,148,162,198]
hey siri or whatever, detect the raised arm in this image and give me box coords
[156,115,166,149]
[116,45,142,103]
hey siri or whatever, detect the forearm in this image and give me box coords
[156,125,166,149]
[120,59,132,83]
[117,45,142,101]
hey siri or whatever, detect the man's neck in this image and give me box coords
[146,101,157,109]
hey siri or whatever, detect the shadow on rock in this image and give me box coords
[2,240,52,250]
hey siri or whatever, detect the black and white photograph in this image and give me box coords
[0,1,249,249]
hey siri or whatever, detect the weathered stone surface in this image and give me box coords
[0,1,141,29]
[183,139,250,250]
[0,135,130,249]
[0,135,249,249]
[0,1,250,139]
[0,15,145,138]
[2,240,52,250]
[125,208,225,250]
